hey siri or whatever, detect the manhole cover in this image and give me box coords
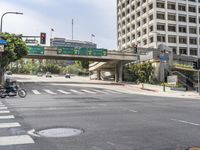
[37,128,83,138]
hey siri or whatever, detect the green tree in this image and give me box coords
[0,33,28,84]
[128,62,154,83]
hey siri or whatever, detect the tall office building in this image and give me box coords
[117,0,200,57]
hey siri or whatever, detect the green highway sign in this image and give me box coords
[28,46,44,55]
[57,47,107,57]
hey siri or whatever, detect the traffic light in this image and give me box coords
[133,44,138,53]
[193,61,198,69]
[40,32,46,44]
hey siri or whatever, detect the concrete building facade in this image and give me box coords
[117,0,200,57]
[50,38,97,49]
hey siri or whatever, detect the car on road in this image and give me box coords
[65,73,71,78]
[90,74,97,80]
[45,72,52,78]
[5,71,12,75]
[37,72,43,77]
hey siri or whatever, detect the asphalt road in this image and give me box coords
[0,82,200,150]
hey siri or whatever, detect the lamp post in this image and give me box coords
[0,12,23,33]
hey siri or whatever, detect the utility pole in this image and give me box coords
[72,19,74,40]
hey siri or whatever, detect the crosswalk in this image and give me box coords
[0,101,34,146]
[30,89,123,95]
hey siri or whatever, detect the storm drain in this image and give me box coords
[33,128,83,138]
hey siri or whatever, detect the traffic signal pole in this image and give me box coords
[198,70,200,95]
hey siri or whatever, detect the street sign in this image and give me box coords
[0,40,7,45]
[57,47,107,57]
[0,45,4,52]
[28,46,44,55]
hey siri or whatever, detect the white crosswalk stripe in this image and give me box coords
[70,89,84,94]
[57,90,71,94]
[43,89,57,95]
[32,90,41,95]
[0,110,10,114]
[0,135,34,146]
[81,89,96,94]
[0,122,21,128]
[104,90,121,94]
[92,89,109,94]
[0,115,15,119]
[0,107,8,110]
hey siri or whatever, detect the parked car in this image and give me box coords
[65,73,71,78]
[37,72,43,77]
[90,74,97,80]
[5,71,12,75]
[46,72,52,78]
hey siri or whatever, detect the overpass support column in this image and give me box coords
[119,61,123,83]
[115,61,123,83]
[97,70,101,80]
[115,63,119,82]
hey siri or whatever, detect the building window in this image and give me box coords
[157,12,165,20]
[149,25,153,32]
[149,14,153,21]
[157,35,166,42]
[168,24,176,32]
[179,26,187,33]
[143,39,147,45]
[179,15,186,22]
[189,16,196,23]
[189,37,197,44]
[149,37,153,43]
[157,2,165,8]
[170,47,177,54]
[168,13,176,21]
[143,18,147,24]
[149,3,153,10]
[137,31,141,37]
[168,36,176,43]
[167,3,176,10]
[190,48,197,56]
[189,27,197,34]
[178,5,186,11]
[189,6,196,13]
[179,36,187,44]
[179,47,187,55]
[157,24,165,31]
[143,28,147,35]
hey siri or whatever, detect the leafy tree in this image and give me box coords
[76,61,89,69]
[0,33,28,84]
[128,62,154,83]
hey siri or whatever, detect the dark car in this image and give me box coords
[65,73,70,78]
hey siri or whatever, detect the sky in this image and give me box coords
[0,0,117,50]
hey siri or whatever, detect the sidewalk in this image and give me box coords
[88,79,200,99]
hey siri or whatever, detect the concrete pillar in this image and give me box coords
[119,61,123,83]
[97,70,101,80]
[115,63,119,82]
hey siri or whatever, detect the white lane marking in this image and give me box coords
[81,89,96,94]
[57,90,71,95]
[32,90,41,95]
[43,89,57,95]
[70,89,83,94]
[0,110,10,114]
[0,135,34,146]
[0,115,15,119]
[104,90,121,94]
[171,119,200,126]
[128,109,138,113]
[0,107,8,110]
[92,89,109,94]
[0,122,21,128]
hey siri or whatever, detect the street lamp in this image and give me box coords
[0,12,23,33]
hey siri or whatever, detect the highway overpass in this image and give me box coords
[24,46,138,82]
